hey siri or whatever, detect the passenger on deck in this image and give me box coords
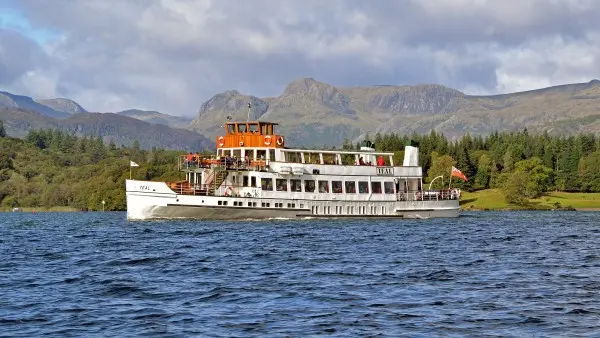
[359,157,365,165]
[377,156,385,166]
[186,152,194,168]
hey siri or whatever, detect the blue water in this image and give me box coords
[1,211,599,337]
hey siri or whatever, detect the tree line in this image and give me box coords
[0,126,193,211]
[1,120,599,210]
[343,129,600,203]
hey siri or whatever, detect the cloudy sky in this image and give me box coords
[1,0,599,116]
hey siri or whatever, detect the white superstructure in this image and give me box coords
[126,120,460,220]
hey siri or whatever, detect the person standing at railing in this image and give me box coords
[185,152,193,168]
[193,152,200,167]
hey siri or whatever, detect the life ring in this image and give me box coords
[264,135,272,146]
[224,186,233,197]
[276,136,284,146]
[218,136,224,147]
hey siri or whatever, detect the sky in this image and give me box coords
[1,0,599,117]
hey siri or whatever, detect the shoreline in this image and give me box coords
[3,208,599,213]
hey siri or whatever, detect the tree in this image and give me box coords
[474,153,492,189]
[0,120,6,138]
[514,157,553,198]
[578,150,600,192]
[502,171,528,205]
[426,152,456,189]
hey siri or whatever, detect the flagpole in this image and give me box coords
[448,171,452,189]
[130,166,132,180]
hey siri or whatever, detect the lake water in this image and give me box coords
[1,211,599,337]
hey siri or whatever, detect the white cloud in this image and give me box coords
[1,0,599,116]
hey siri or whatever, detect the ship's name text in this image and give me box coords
[376,167,393,176]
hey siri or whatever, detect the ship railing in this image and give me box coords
[179,155,268,171]
[179,155,217,170]
[167,180,264,197]
[215,184,261,198]
[397,189,461,201]
[168,182,211,195]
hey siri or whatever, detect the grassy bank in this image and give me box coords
[460,189,600,211]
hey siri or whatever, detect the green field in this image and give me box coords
[461,189,600,210]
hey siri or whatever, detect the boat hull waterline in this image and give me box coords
[126,119,464,221]
[126,180,459,220]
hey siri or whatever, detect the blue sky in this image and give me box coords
[0,6,59,45]
[1,0,599,116]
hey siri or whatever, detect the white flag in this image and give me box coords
[130,161,139,167]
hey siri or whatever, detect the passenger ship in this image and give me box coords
[125,120,460,220]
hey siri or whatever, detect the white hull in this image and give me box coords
[126,180,460,221]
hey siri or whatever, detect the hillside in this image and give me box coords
[189,78,600,146]
[0,108,213,151]
[35,98,88,115]
[0,91,71,119]
[117,109,192,129]
[4,78,600,148]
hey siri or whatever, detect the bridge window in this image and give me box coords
[318,181,329,193]
[384,181,395,194]
[261,178,272,190]
[290,179,302,192]
[345,181,356,193]
[323,153,337,165]
[304,180,315,193]
[371,181,382,194]
[358,181,369,194]
[249,124,259,133]
[286,152,302,163]
[238,124,247,133]
[227,124,235,134]
[303,152,319,164]
[276,179,288,191]
[332,181,343,193]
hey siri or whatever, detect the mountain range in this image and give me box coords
[189,78,600,145]
[2,78,600,149]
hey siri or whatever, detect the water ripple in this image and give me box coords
[1,211,599,336]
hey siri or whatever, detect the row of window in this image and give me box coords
[311,205,387,215]
[260,178,395,194]
[218,200,387,214]
[219,200,303,208]
[233,201,257,207]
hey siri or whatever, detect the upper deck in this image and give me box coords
[217,121,286,149]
